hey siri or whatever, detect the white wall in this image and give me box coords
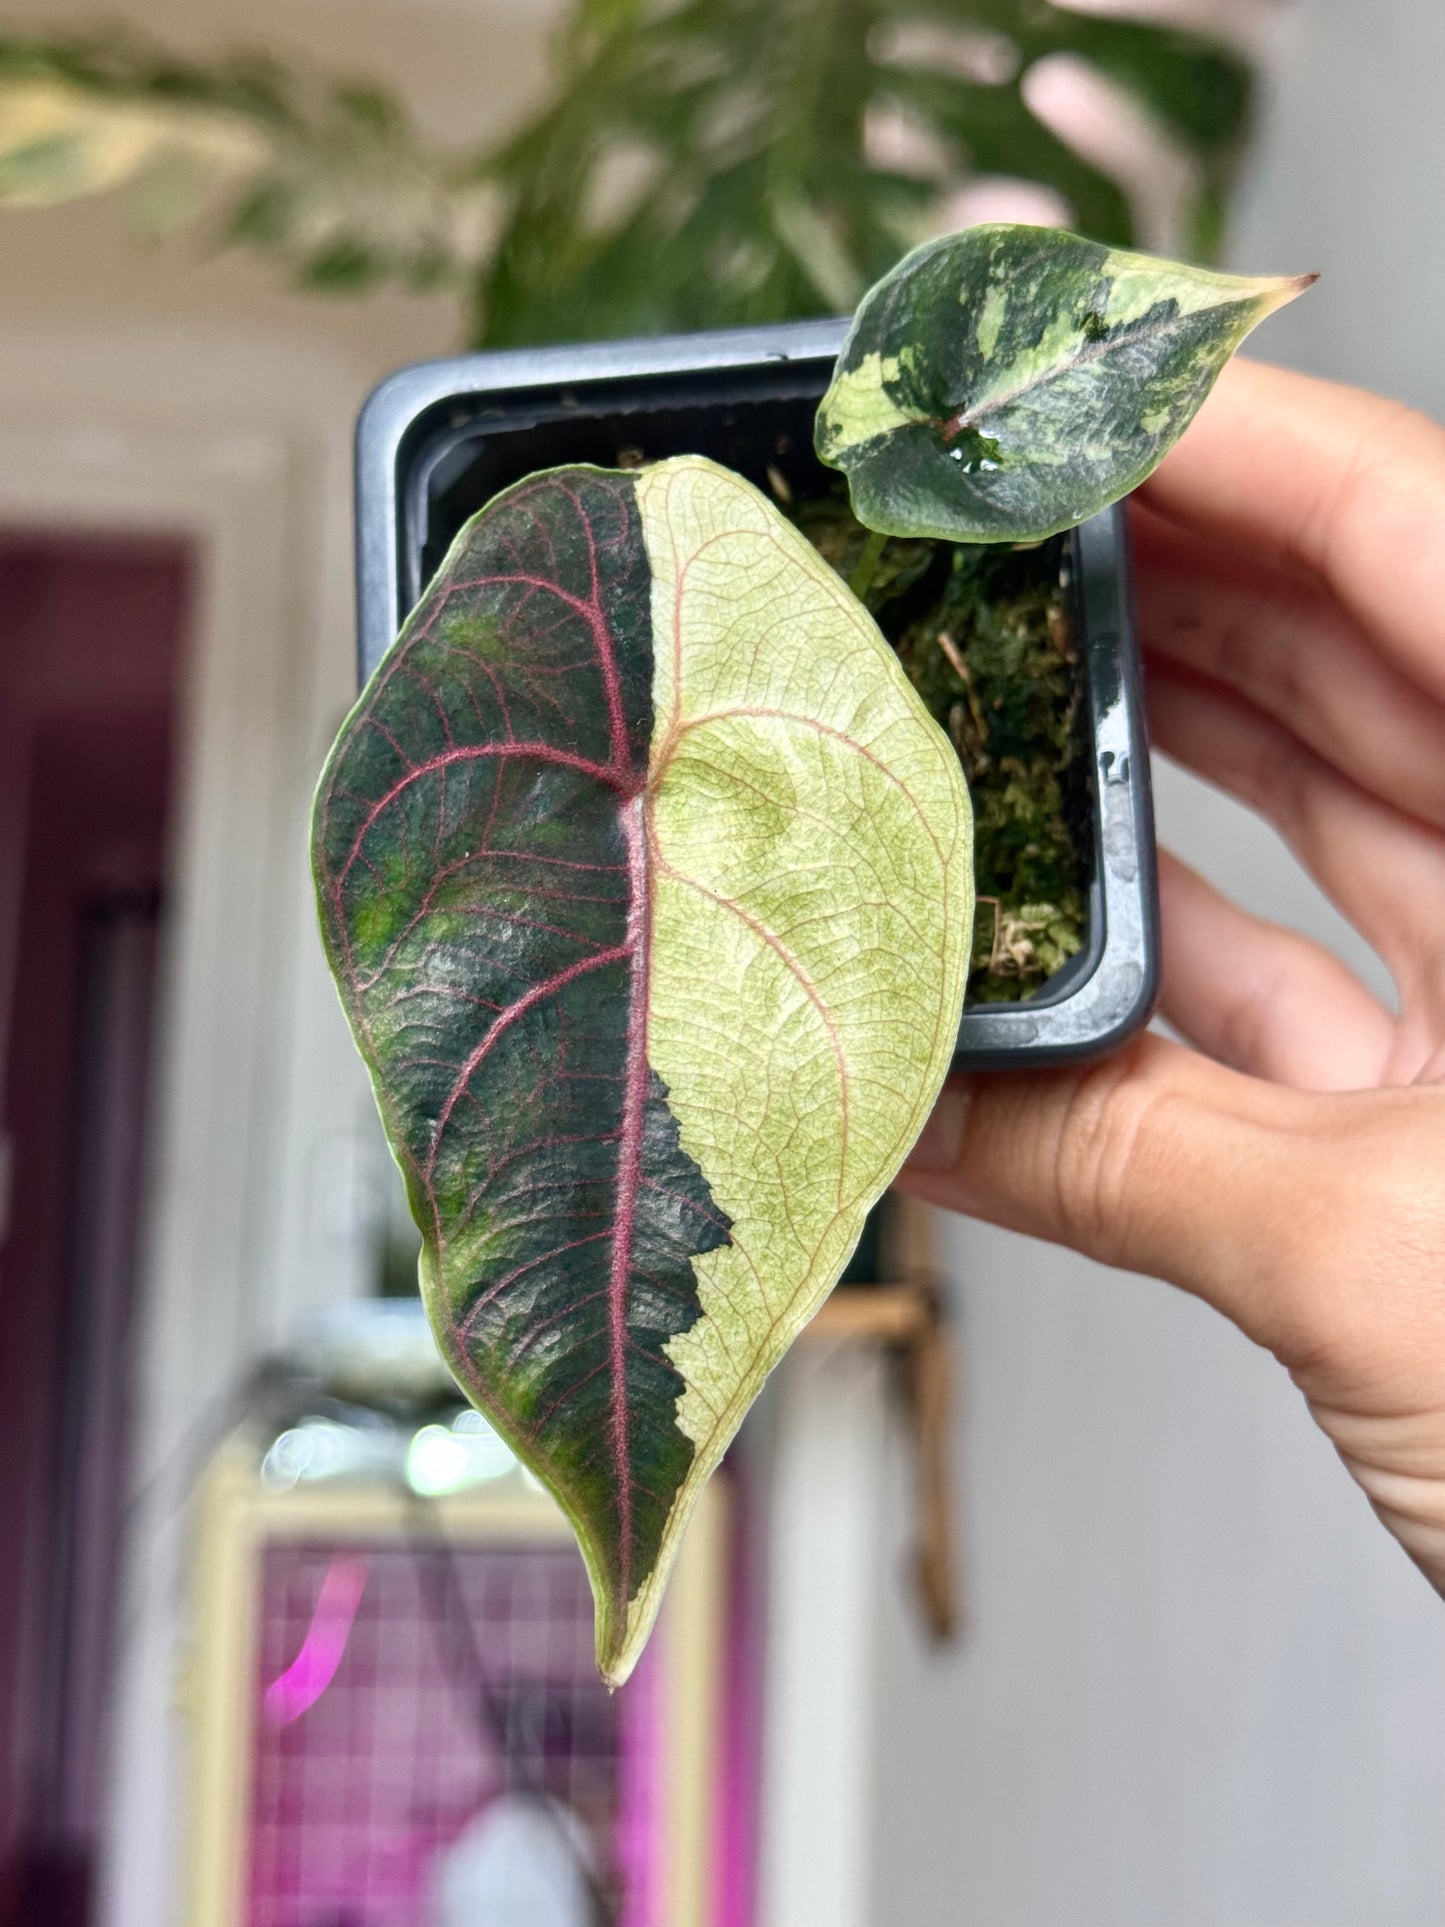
[868,6,1445,1923]
[1230,0,1445,418]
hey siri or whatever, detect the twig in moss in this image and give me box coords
[975,895,1003,974]
[936,629,969,681]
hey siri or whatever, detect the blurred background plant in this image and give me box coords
[0,0,1255,348]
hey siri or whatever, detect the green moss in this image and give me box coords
[787,487,1090,1002]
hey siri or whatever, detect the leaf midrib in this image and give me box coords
[939,295,1242,441]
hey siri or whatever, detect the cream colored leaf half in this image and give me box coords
[601,454,973,1683]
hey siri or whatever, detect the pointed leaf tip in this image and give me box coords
[817,224,1319,545]
[312,455,973,1683]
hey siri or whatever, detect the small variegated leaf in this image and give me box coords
[312,456,972,1684]
[816,223,1315,544]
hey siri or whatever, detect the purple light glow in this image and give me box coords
[262,1553,368,1725]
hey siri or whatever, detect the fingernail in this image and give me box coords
[905,1080,970,1173]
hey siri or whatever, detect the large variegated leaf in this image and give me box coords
[816,223,1314,543]
[312,456,971,1683]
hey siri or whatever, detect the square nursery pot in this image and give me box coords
[355,319,1160,1071]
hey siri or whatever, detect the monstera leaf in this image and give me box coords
[816,223,1314,543]
[313,456,972,1682]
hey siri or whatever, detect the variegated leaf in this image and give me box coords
[312,456,972,1683]
[816,222,1314,543]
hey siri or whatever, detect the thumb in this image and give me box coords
[897,1033,1318,1358]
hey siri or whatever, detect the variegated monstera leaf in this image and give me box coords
[313,456,972,1682]
[817,223,1314,543]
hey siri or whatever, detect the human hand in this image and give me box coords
[898,358,1445,1590]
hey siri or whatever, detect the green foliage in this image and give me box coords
[0,28,462,292]
[0,5,1253,345]
[473,0,1254,345]
[817,224,1313,543]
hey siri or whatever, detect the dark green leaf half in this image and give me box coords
[816,223,1314,544]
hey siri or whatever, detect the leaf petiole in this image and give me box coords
[848,527,888,601]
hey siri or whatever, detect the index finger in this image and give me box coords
[1136,359,1445,705]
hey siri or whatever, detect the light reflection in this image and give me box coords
[405,1411,517,1496]
[260,1417,398,1489]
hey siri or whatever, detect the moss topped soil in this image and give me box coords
[786,486,1092,1003]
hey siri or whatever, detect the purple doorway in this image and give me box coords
[0,534,192,1926]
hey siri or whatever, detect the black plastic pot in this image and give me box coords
[355,319,1159,1070]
